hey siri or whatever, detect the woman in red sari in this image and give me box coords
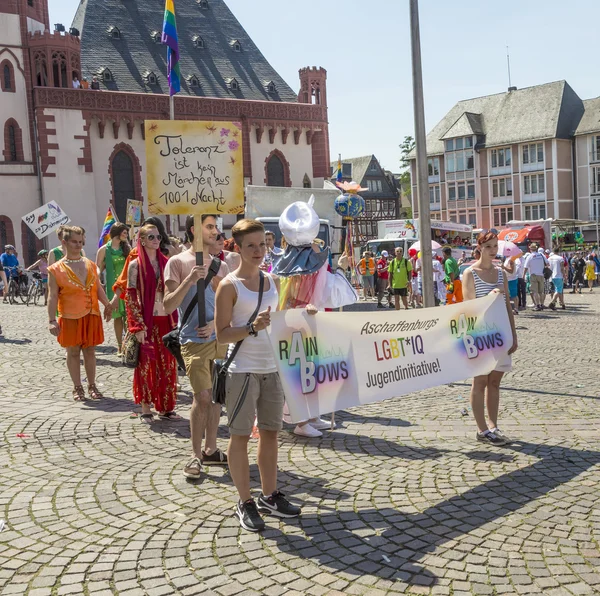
[125,224,178,423]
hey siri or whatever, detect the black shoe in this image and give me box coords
[202,448,228,466]
[257,491,302,518]
[476,431,507,446]
[236,499,265,532]
[548,302,556,310]
[377,303,385,308]
[388,303,395,308]
[561,304,565,310]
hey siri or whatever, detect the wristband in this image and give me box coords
[49,320,57,324]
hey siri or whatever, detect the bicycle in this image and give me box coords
[5,267,28,305]
[27,272,46,306]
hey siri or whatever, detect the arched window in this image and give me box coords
[2,62,14,92]
[3,119,23,162]
[265,150,291,187]
[34,51,48,86]
[109,146,143,222]
[51,51,68,88]
[0,216,15,251]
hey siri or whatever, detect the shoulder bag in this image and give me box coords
[212,271,265,406]
[162,257,221,371]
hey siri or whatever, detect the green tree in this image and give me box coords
[398,135,415,199]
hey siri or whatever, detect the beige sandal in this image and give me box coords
[73,385,86,401]
[87,384,104,400]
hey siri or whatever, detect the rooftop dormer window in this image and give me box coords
[187,75,199,87]
[100,68,113,82]
[264,80,276,94]
[227,77,239,91]
[192,35,204,48]
[144,71,158,85]
[197,0,209,8]
[230,40,241,52]
[108,26,121,39]
[150,30,161,43]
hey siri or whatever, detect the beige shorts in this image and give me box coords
[181,340,228,394]
[225,372,284,436]
[530,274,544,295]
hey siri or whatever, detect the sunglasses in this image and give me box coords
[147,234,162,241]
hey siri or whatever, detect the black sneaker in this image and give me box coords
[561,304,566,310]
[476,431,507,446]
[388,303,395,309]
[257,491,302,518]
[377,303,385,309]
[236,499,265,532]
[202,448,228,466]
[548,302,556,310]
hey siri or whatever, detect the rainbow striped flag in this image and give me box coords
[336,154,343,183]
[162,0,181,96]
[98,207,116,248]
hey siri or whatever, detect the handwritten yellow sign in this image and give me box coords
[145,120,244,216]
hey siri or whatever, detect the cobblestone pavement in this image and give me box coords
[0,293,599,596]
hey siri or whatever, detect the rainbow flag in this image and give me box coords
[98,207,116,248]
[336,154,343,183]
[162,0,181,96]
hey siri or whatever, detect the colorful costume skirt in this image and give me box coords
[58,313,104,349]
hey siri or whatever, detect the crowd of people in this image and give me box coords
[356,243,600,313]
[1,215,599,532]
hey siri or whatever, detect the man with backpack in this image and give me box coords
[387,246,412,310]
[164,215,230,480]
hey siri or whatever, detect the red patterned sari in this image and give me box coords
[125,245,177,412]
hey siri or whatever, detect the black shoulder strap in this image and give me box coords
[180,257,222,328]
[220,271,265,370]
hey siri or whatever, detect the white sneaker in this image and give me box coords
[309,417,332,430]
[293,424,322,438]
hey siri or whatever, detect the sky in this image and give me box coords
[49,0,600,174]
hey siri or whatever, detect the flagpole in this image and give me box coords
[170,95,175,121]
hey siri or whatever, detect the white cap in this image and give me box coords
[381,250,389,257]
[538,247,545,253]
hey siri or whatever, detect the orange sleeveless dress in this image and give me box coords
[49,259,104,348]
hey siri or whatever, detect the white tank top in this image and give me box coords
[225,272,279,374]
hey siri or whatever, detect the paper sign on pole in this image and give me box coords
[145,120,244,216]
[267,294,512,423]
[126,200,143,226]
[22,201,70,240]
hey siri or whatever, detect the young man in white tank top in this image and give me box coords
[215,219,303,532]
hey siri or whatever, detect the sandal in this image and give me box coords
[140,413,154,425]
[87,384,104,400]
[158,411,181,420]
[73,385,86,401]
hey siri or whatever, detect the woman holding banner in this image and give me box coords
[125,224,178,423]
[462,230,518,446]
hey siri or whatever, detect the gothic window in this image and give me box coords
[34,52,48,86]
[51,51,68,88]
[266,155,284,187]
[2,62,14,91]
[111,150,136,222]
[22,222,39,267]
[0,217,15,252]
[4,120,22,162]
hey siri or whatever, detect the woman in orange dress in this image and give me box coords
[125,224,178,423]
[47,225,113,401]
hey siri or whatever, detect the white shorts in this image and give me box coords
[411,278,420,295]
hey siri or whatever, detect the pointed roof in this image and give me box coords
[72,0,297,101]
[441,112,484,140]
[329,155,375,184]
[575,97,600,135]
[414,81,584,157]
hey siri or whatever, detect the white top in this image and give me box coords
[548,254,564,279]
[503,257,518,282]
[514,257,525,279]
[432,260,444,282]
[472,267,504,299]
[524,252,548,276]
[415,258,422,281]
[226,272,279,374]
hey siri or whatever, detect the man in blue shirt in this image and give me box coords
[1,245,20,303]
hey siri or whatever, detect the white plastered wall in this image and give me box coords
[249,127,315,187]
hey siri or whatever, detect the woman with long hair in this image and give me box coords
[462,230,518,446]
[97,223,130,353]
[125,224,178,423]
[142,216,179,258]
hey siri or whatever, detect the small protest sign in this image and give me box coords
[22,202,70,240]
